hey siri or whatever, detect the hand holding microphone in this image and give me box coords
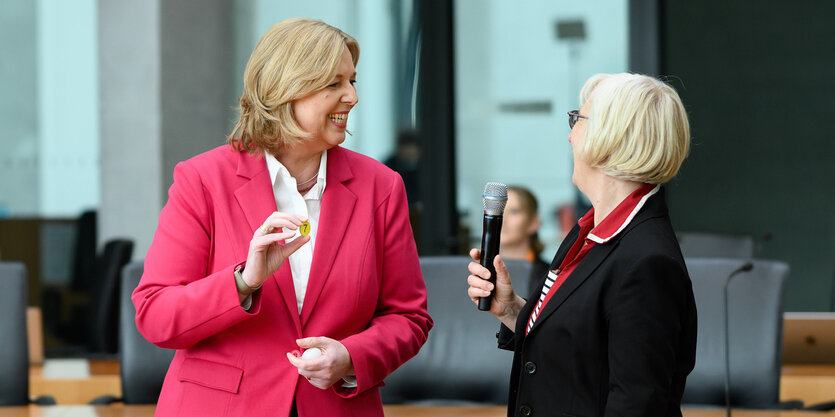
[467,248,526,330]
[466,183,532,330]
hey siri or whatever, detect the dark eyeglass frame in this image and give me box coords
[567,110,588,129]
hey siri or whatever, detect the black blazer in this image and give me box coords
[498,187,697,417]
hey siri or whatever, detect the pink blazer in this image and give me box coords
[133,145,432,416]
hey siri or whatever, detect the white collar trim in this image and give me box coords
[587,184,660,244]
[264,150,328,199]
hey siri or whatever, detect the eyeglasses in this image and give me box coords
[567,110,588,129]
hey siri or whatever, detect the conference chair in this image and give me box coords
[71,210,99,292]
[88,239,134,354]
[380,256,533,405]
[682,257,795,409]
[91,261,175,404]
[677,232,755,259]
[41,210,97,346]
[0,262,55,406]
[804,263,835,410]
[0,262,30,405]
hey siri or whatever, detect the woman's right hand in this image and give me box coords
[467,248,525,330]
[241,212,310,289]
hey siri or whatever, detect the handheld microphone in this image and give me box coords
[723,261,754,417]
[478,182,508,311]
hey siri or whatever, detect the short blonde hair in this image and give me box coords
[578,73,690,184]
[228,18,359,154]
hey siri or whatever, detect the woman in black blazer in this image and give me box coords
[467,73,697,417]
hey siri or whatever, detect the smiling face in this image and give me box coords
[291,46,358,153]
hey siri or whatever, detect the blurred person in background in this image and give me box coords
[555,203,577,240]
[133,18,432,417]
[499,186,549,295]
[385,128,423,247]
[384,128,421,209]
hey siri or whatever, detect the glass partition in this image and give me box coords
[454,0,628,256]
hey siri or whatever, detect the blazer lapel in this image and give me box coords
[527,241,619,336]
[300,147,356,327]
[524,187,670,337]
[513,224,580,345]
[232,151,301,332]
[233,151,276,235]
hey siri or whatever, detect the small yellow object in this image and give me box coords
[299,221,311,236]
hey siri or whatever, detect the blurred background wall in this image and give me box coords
[660,0,835,311]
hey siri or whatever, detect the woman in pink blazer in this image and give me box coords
[133,18,432,417]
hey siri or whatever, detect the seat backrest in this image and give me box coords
[381,256,532,405]
[682,257,789,408]
[71,210,98,291]
[677,232,755,259]
[88,239,134,353]
[119,261,175,404]
[0,262,30,405]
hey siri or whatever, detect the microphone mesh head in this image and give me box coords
[482,182,508,215]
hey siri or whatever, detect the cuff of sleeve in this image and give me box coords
[340,375,357,388]
[234,263,262,295]
[241,294,253,311]
[497,323,516,351]
[331,336,370,399]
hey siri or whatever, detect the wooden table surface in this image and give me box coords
[781,364,835,406]
[0,405,833,417]
[24,360,835,409]
[29,360,122,405]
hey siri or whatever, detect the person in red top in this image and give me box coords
[467,73,697,417]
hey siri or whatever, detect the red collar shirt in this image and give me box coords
[526,184,660,335]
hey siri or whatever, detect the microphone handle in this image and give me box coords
[478,214,503,311]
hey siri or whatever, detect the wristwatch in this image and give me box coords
[234,263,262,295]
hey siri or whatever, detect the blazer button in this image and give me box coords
[524,361,537,374]
[520,405,533,416]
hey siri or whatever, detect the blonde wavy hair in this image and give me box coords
[228,18,359,154]
[578,73,690,184]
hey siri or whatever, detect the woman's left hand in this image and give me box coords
[286,337,355,390]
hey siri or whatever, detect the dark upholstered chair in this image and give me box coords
[91,261,174,405]
[380,256,532,405]
[0,262,30,405]
[41,210,97,346]
[682,257,790,408]
[677,232,755,259]
[0,262,55,406]
[71,210,99,292]
[88,239,134,354]
[120,261,175,403]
